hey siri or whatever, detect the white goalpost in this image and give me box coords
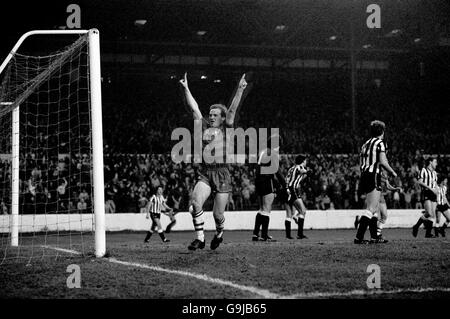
[0,29,105,260]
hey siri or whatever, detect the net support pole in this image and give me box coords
[88,29,106,258]
[11,106,19,246]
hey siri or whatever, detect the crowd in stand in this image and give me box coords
[1,76,449,214]
[2,147,449,215]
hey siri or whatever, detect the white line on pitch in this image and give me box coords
[40,245,82,255]
[108,257,281,299]
[285,287,450,299]
[41,245,450,299]
[41,245,280,298]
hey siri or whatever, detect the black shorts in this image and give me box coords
[423,189,437,202]
[150,212,161,220]
[276,188,289,204]
[255,175,276,196]
[287,187,301,206]
[436,204,449,212]
[359,171,381,195]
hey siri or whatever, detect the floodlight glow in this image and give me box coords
[134,20,147,26]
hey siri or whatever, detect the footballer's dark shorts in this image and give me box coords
[196,163,232,193]
[423,189,437,202]
[436,204,449,212]
[255,174,276,197]
[276,187,289,204]
[150,212,161,221]
[359,171,381,195]
[287,187,302,206]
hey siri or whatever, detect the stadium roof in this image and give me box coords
[1,0,449,54]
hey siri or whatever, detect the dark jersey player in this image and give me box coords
[179,73,248,251]
[252,142,284,242]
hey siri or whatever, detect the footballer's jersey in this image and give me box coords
[360,137,386,174]
[286,164,307,191]
[437,185,448,205]
[419,167,437,190]
[199,118,233,166]
[148,195,166,214]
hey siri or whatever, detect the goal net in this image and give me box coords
[0,30,105,264]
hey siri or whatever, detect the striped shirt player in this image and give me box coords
[354,120,396,244]
[359,137,386,194]
[435,178,450,237]
[413,157,438,238]
[144,186,170,243]
[285,157,308,205]
[419,164,438,202]
[436,183,449,213]
[148,194,167,218]
[284,154,309,239]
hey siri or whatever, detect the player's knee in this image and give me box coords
[191,199,202,214]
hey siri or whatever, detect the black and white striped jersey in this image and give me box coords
[437,185,447,205]
[360,137,386,174]
[419,167,437,190]
[148,194,166,214]
[286,164,307,190]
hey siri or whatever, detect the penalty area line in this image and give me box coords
[41,245,450,299]
[41,245,280,298]
[107,257,282,299]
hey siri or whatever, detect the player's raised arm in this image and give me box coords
[226,73,248,126]
[179,73,202,120]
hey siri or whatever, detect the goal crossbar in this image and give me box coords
[0,29,106,258]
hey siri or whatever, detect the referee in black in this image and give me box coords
[355,120,397,244]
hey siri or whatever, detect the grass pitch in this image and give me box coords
[0,229,449,299]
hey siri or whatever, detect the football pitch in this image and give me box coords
[0,229,449,299]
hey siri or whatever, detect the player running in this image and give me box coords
[412,157,438,238]
[144,186,172,243]
[285,154,309,239]
[354,120,397,244]
[179,72,248,251]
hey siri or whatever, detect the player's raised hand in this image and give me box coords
[179,72,189,88]
[238,73,248,90]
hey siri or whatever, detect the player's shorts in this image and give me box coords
[150,212,161,220]
[196,164,232,193]
[423,189,437,202]
[255,175,276,196]
[359,171,381,195]
[287,187,301,206]
[436,204,449,212]
[276,187,289,204]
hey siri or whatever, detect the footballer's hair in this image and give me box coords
[425,156,436,166]
[209,104,227,117]
[295,154,307,165]
[370,120,385,137]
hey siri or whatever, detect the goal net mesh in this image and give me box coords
[0,34,96,264]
